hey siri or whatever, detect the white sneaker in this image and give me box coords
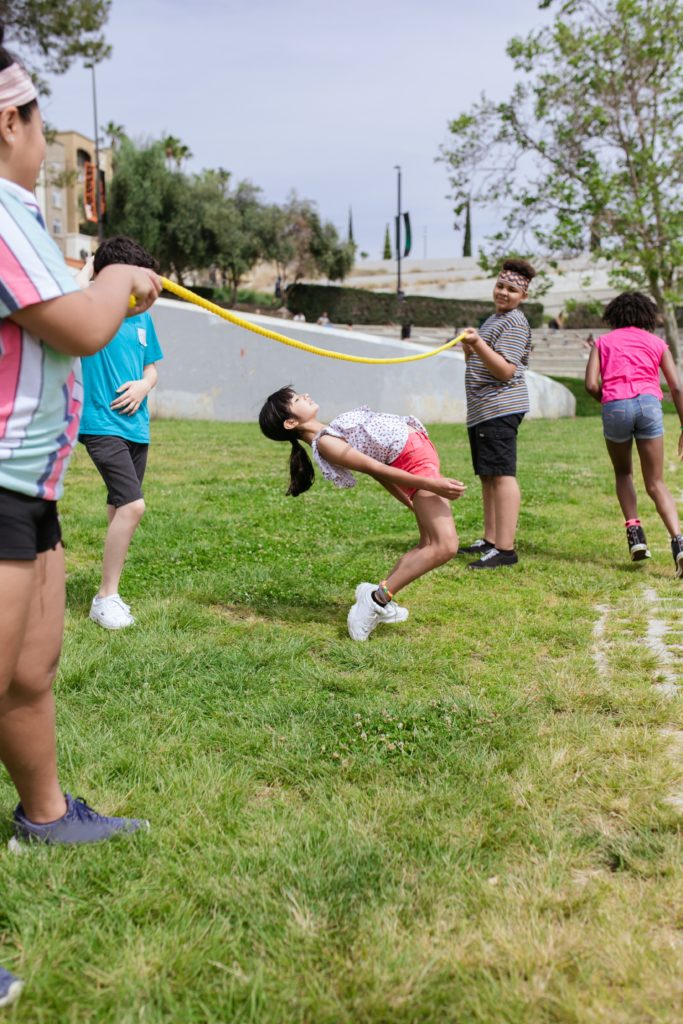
[347,583,381,641]
[89,594,135,630]
[354,583,408,625]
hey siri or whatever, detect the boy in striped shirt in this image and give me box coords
[460,258,536,569]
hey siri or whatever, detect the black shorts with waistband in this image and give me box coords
[79,434,149,507]
[0,486,62,560]
[468,413,524,477]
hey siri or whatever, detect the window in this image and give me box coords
[51,189,62,209]
[52,218,62,235]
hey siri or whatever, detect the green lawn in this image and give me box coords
[2,415,683,1023]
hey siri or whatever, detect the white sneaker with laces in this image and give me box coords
[347,583,381,641]
[354,583,408,624]
[89,594,135,630]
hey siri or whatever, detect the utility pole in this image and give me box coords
[88,62,104,243]
[394,165,402,297]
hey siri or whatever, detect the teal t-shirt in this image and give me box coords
[79,312,163,443]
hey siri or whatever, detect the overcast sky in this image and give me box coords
[40,0,552,260]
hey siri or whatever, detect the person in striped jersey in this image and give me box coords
[459,258,536,569]
[0,24,161,872]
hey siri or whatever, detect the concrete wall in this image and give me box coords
[147,299,576,424]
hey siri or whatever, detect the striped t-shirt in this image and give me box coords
[464,308,531,426]
[0,178,81,500]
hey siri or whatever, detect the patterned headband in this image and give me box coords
[0,63,37,111]
[498,269,530,292]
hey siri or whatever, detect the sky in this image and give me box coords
[39,0,553,260]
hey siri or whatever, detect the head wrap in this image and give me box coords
[0,63,37,110]
[498,269,530,292]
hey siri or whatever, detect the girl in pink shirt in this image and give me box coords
[259,386,466,640]
[585,292,683,575]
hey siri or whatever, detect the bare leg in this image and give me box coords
[384,491,458,595]
[481,476,496,541]
[98,499,145,597]
[489,475,521,550]
[636,436,681,536]
[605,438,638,520]
[0,547,67,823]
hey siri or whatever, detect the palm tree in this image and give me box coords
[103,121,126,149]
[162,134,193,170]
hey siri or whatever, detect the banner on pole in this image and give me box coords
[403,213,412,257]
[83,162,97,222]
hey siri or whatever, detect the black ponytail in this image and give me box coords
[0,25,38,123]
[258,385,315,497]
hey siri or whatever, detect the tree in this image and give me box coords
[105,138,207,284]
[162,135,193,171]
[103,120,125,150]
[383,224,392,260]
[260,193,353,287]
[0,1,111,92]
[441,0,683,358]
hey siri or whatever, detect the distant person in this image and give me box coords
[583,332,595,350]
[78,237,164,630]
[293,312,306,322]
[547,316,560,330]
[274,275,282,300]
[316,311,331,327]
[259,387,466,640]
[584,291,683,575]
[459,258,536,569]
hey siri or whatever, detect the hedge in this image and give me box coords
[286,283,544,329]
[564,301,683,329]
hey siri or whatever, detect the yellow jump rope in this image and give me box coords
[136,277,466,366]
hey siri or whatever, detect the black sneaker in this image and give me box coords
[626,524,650,561]
[672,535,683,578]
[467,548,518,570]
[459,538,495,555]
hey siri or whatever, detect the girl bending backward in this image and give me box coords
[259,387,466,640]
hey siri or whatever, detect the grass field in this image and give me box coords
[2,414,683,1023]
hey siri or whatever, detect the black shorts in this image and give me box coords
[468,413,524,477]
[79,434,149,507]
[0,486,62,560]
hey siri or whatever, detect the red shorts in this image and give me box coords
[389,431,441,498]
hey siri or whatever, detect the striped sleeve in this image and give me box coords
[492,310,531,366]
[0,192,78,318]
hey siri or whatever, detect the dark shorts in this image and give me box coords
[79,434,149,507]
[468,413,524,477]
[0,486,62,560]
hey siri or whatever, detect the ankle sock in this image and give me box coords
[497,548,515,556]
[371,581,392,607]
[625,518,641,528]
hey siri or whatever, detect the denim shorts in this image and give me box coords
[602,394,663,443]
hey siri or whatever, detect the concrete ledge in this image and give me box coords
[147,299,576,423]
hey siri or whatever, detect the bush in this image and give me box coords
[562,299,605,329]
[286,283,544,328]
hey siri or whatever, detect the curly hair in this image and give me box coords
[501,258,537,283]
[93,236,160,275]
[602,292,657,332]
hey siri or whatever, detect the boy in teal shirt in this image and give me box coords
[79,237,164,628]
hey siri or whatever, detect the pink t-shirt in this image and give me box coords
[595,327,667,404]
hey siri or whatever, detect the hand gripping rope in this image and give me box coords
[150,277,465,366]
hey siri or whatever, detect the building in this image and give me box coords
[36,130,112,265]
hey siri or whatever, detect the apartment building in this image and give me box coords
[36,130,112,264]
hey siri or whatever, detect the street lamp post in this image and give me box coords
[87,62,104,244]
[394,164,402,297]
